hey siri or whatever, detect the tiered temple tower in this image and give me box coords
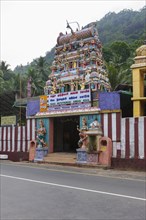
[44,22,110,95]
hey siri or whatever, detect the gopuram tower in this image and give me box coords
[44,22,111,96]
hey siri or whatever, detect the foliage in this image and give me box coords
[45,47,55,65]
[97,7,146,45]
[31,56,49,82]
[26,67,44,96]
[106,61,132,91]
[103,41,133,90]
[0,61,13,81]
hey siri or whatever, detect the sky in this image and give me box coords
[1,0,145,70]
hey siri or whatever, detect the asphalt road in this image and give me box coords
[0,162,146,220]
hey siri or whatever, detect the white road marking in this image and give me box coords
[2,162,145,182]
[0,174,145,201]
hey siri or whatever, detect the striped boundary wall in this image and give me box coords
[0,119,36,152]
[0,114,146,160]
[101,112,121,159]
[120,117,146,159]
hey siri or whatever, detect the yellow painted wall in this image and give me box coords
[132,67,145,117]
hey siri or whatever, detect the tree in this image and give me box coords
[26,68,44,96]
[107,62,132,91]
[103,41,133,90]
[7,73,27,97]
[0,61,13,81]
[97,7,145,45]
[32,56,49,82]
[110,41,131,63]
[0,70,4,94]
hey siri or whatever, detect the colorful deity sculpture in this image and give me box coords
[60,81,65,93]
[36,120,47,148]
[77,117,103,152]
[77,117,89,149]
[89,118,101,130]
[50,78,57,94]
[77,132,88,149]
[80,78,86,90]
[70,79,75,91]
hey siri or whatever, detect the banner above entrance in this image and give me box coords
[47,89,91,108]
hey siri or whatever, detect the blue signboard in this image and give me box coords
[99,92,120,110]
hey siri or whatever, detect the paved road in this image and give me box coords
[0,162,146,220]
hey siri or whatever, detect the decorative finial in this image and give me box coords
[66,20,74,35]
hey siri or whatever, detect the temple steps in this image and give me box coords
[44,152,77,164]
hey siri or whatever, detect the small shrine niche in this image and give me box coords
[44,21,111,95]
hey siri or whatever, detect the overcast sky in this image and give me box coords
[1,0,145,69]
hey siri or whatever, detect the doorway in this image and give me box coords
[54,116,79,152]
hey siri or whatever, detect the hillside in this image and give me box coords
[14,7,145,73]
[97,7,146,45]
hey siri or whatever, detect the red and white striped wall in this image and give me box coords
[0,119,36,153]
[101,112,121,141]
[120,117,146,159]
[101,112,121,158]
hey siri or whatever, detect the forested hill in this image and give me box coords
[97,7,146,45]
[14,7,145,73]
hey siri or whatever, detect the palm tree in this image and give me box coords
[26,68,44,96]
[0,70,4,94]
[0,61,12,81]
[7,73,27,97]
[107,62,132,91]
[104,41,133,90]
[32,56,49,81]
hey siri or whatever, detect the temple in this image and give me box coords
[33,22,112,154]
[1,22,146,170]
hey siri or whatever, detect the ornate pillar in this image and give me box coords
[131,42,146,117]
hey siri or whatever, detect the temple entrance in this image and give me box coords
[54,116,79,152]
